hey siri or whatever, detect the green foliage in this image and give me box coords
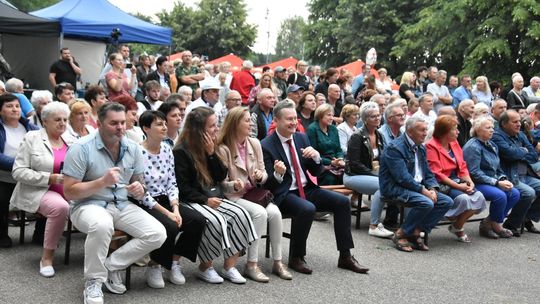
[275,16,306,60]
[158,0,257,59]
[391,0,540,83]
[303,0,348,67]
[7,0,59,12]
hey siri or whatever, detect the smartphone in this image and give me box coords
[126,63,133,69]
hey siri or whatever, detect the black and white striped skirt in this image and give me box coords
[182,199,257,262]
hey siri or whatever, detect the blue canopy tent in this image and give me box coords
[31,0,172,45]
[30,0,172,86]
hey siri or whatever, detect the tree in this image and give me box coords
[303,0,348,68]
[158,0,257,59]
[275,16,306,60]
[391,0,540,83]
[8,0,59,12]
[334,0,425,75]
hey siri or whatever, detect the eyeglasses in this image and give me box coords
[227,98,242,102]
[369,114,381,119]
[390,113,405,119]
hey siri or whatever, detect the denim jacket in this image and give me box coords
[379,133,438,202]
[462,137,506,186]
[491,128,538,184]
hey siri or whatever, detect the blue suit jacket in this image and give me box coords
[491,128,539,184]
[261,131,323,206]
[379,134,438,202]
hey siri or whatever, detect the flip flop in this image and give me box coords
[392,235,413,252]
[407,235,429,251]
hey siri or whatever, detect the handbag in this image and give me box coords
[242,187,273,208]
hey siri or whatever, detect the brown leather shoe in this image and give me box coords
[338,255,369,274]
[288,257,312,274]
[272,262,292,280]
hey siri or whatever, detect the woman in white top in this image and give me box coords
[337,104,360,155]
[0,94,39,248]
[64,100,95,145]
[472,76,493,107]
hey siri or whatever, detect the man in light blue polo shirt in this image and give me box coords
[63,102,166,304]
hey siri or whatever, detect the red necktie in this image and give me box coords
[287,139,306,199]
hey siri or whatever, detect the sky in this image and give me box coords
[108,0,310,54]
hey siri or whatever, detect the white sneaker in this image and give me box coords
[368,223,394,238]
[221,267,247,284]
[197,267,224,284]
[169,263,186,285]
[84,279,103,304]
[104,268,126,294]
[145,265,165,288]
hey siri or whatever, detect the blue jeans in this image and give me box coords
[509,175,540,227]
[400,190,453,235]
[343,174,383,225]
[475,184,520,223]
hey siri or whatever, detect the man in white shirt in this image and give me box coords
[427,70,452,113]
[411,93,437,130]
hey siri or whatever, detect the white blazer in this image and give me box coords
[10,129,68,213]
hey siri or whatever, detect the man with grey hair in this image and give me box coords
[217,90,242,128]
[524,76,540,104]
[0,80,5,94]
[4,78,35,118]
[427,70,452,113]
[261,100,368,274]
[457,99,474,146]
[380,102,405,144]
[379,116,453,252]
[273,66,288,100]
[230,60,255,106]
[175,50,205,94]
[492,109,540,236]
[30,90,53,128]
[411,93,437,129]
[250,88,276,140]
[287,60,311,90]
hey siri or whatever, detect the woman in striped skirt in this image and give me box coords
[173,106,257,284]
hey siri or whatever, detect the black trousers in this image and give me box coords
[0,181,15,238]
[144,196,206,269]
[279,187,354,258]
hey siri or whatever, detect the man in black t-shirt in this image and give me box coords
[49,47,81,88]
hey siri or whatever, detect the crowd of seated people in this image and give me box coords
[3,43,540,304]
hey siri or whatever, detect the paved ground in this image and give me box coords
[1,210,539,304]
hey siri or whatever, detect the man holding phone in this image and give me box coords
[63,102,166,304]
[49,47,81,89]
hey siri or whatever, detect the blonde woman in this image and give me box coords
[337,104,360,154]
[217,107,291,282]
[63,99,95,145]
[472,76,493,107]
[399,71,416,101]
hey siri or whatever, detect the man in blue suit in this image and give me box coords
[492,110,540,235]
[261,100,368,274]
[379,116,452,252]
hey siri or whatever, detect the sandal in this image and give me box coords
[407,235,429,251]
[493,228,513,238]
[448,225,471,243]
[392,235,413,252]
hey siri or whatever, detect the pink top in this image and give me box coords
[49,143,68,197]
[237,141,254,191]
[105,70,130,100]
